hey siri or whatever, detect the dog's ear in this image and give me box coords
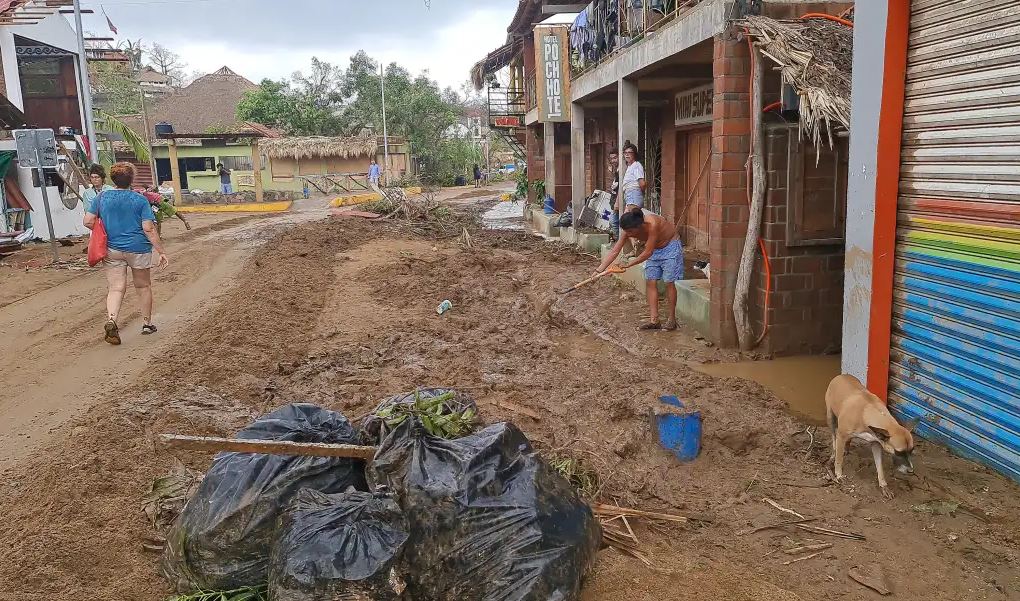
[869,426,891,441]
[903,417,921,433]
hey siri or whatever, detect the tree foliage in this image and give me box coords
[145,42,186,87]
[236,52,478,182]
[90,62,142,114]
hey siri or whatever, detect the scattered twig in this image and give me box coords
[783,551,824,565]
[849,565,892,595]
[763,497,806,519]
[795,524,866,541]
[738,517,819,536]
[784,542,833,555]
[593,503,689,523]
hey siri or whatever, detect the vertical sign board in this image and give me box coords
[534,25,571,123]
[674,84,714,127]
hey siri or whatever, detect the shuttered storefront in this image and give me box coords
[892,0,1020,482]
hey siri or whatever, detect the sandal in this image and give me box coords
[104,320,122,345]
[664,319,678,331]
[142,323,158,335]
[639,322,662,331]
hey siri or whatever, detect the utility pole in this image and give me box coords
[73,0,98,163]
[380,62,390,185]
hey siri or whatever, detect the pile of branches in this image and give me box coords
[367,187,480,239]
[742,14,852,151]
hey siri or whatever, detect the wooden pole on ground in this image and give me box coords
[252,138,264,203]
[158,434,377,460]
[168,140,183,205]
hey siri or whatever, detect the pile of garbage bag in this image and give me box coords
[164,392,601,601]
[163,404,368,590]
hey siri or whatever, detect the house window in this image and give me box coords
[786,132,848,246]
[220,155,253,171]
[183,157,215,172]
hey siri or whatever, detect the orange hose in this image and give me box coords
[745,33,771,346]
[801,12,854,27]
[763,101,782,113]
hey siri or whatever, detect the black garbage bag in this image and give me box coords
[361,388,478,445]
[370,420,602,601]
[164,404,369,591]
[269,489,409,601]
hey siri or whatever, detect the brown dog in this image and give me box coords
[825,375,916,499]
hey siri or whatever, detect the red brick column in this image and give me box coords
[709,33,752,348]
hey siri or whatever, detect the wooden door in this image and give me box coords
[679,128,711,251]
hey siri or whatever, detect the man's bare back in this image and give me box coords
[621,211,674,250]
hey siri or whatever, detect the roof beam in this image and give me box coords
[542,3,585,14]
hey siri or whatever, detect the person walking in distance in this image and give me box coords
[83,162,169,345]
[82,164,114,215]
[217,162,233,195]
[368,158,381,190]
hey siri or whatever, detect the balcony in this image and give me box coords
[569,0,709,76]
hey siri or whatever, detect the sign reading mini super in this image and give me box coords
[535,25,571,122]
[675,84,714,127]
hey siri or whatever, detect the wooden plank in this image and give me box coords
[168,140,182,204]
[542,4,587,14]
[159,434,377,460]
[251,138,263,203]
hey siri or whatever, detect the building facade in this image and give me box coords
[475,0,852,354]
[0,7,91,239]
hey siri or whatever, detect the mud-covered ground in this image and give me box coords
[1,206,1018,601]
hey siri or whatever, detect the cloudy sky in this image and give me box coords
[77,0,524,89]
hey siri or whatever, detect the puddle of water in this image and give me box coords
[482,201,526,230]
[692,355,841,425]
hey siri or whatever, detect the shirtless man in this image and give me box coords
[594,210,684,330]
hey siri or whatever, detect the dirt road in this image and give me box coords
[1,194,1018,601]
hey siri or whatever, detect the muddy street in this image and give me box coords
[1,197,1017,601]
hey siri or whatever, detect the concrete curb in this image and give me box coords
[176,200,293,213]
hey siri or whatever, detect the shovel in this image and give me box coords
[558,264,626,294]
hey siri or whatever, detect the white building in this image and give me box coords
[1,6,90,239]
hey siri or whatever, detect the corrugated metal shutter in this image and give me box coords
[893,0,1020,483]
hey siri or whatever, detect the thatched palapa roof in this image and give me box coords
[261,135,378,160]
[742,14,853,150]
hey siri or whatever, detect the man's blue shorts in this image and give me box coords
[644,238,684,282]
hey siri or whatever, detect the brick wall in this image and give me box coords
[755,125,846,355]
[709,34,752,348]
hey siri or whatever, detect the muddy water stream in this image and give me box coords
[692,355,841,425]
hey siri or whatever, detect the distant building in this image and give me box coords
[136,66,172,99]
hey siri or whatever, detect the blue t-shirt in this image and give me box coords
[369,164,380,179]
[88,189,155,254]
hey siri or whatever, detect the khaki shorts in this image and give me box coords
[104,249,154,270]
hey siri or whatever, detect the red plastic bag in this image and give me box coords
[87,219,108,267]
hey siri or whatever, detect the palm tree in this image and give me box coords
[94,109,151,167]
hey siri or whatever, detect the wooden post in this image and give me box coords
[734,44,766,351]
[252,138,264,203]
[168,139,183,205]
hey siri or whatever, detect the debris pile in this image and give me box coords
[162,390,603,601]
[365,188,479,238]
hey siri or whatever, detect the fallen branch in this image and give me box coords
[158,434,377,460]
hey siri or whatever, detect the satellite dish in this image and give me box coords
[55,161,81,210]
[60,191,79,210]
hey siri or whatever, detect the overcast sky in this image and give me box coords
[76,0,524,90]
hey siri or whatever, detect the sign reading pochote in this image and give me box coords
[674,84,714,127]
[535,25,570,123]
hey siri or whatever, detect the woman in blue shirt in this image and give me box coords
[84,162,169,345]
[82,164,114,215]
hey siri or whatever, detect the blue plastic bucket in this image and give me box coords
[655,395,702,462]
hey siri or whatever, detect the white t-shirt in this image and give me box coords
[622,161,644,189]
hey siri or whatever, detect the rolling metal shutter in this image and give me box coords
[892,0,1020,483]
